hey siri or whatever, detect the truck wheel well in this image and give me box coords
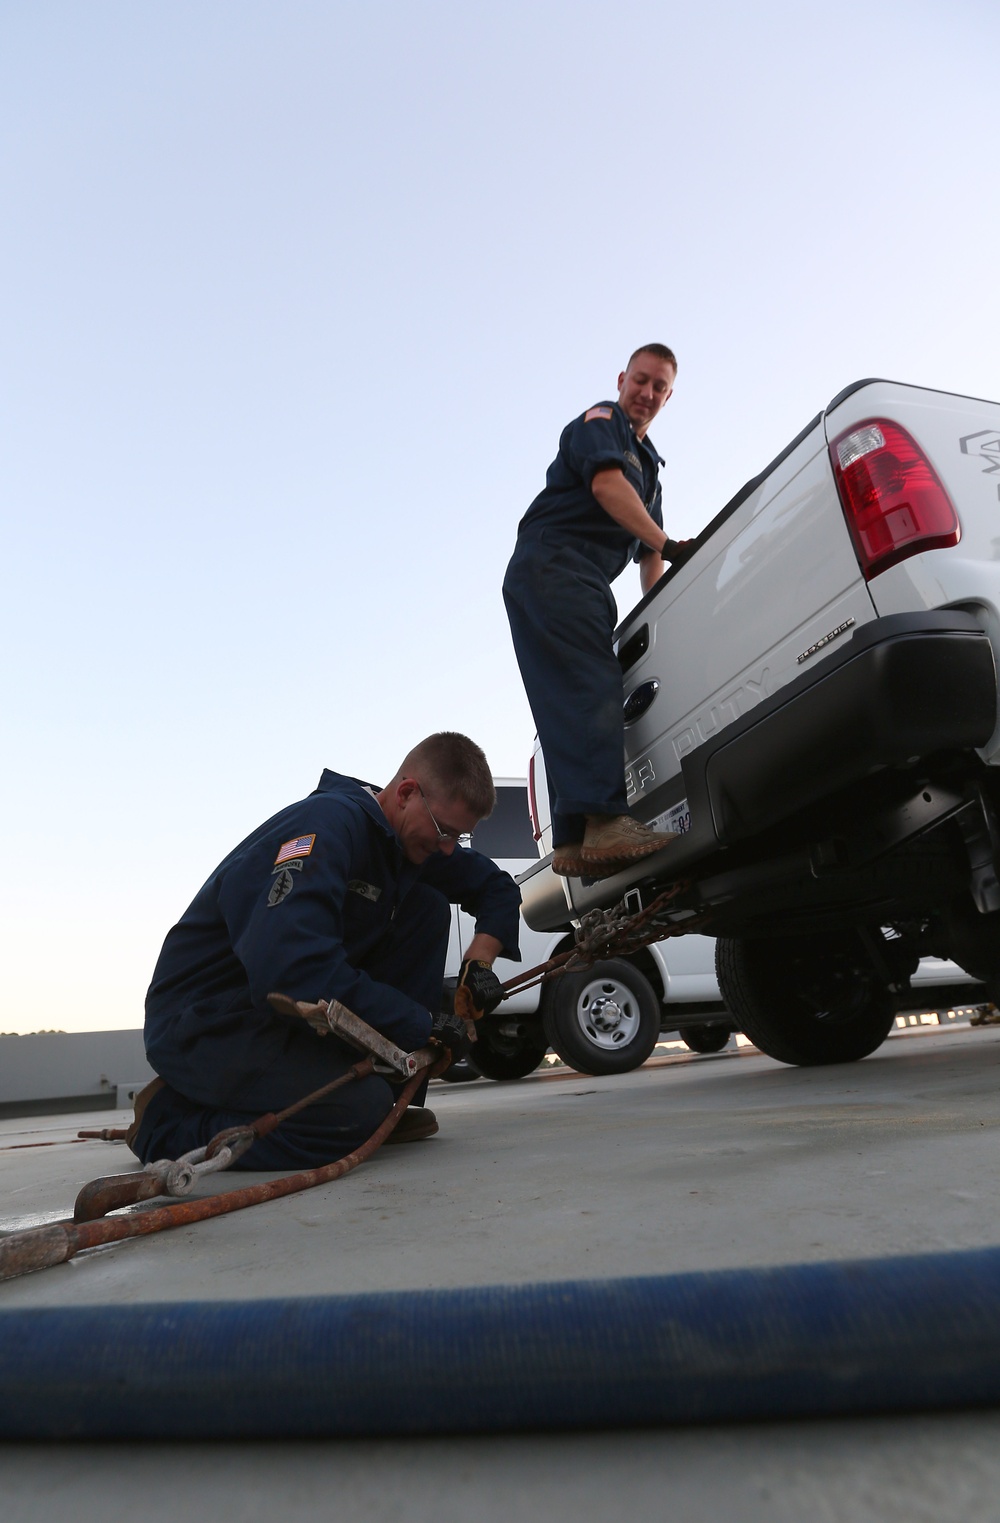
[620,945,664,998]
[547,938,664,997]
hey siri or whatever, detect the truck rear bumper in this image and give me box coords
[519,611,998,932]
[689,609,997,846]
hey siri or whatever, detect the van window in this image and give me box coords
[471,784,536,859]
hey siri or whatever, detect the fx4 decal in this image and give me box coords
[960,430,1000,501]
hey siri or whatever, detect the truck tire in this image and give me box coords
[437,1058,482,1084]
[715,932,896,1066]
[682,1023,732,1054]
[543,958,661,1076]
[470,1019,549,1081]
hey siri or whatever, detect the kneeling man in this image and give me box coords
[131,733,520,1168]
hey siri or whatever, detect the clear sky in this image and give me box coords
[1,0,998,1034]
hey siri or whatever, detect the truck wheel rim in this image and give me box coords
[573,978,642,1050]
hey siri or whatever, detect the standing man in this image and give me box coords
[503,343,691,878]
[130,733,519,1169]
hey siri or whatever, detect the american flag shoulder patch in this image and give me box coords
[274,833,316,865]
[585,406,613,422]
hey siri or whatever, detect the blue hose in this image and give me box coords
[2,1245,999,1439]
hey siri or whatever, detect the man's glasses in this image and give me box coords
[417,786,472,847]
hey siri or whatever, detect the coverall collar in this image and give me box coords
[313,769,397,840]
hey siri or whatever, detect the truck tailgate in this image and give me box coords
[615,414,876,829]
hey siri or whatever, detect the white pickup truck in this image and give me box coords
[518,377,1000,1067]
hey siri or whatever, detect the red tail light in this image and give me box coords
[830,417,960,579]
[527,750,542,841]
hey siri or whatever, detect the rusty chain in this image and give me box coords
[497,878,714,1001]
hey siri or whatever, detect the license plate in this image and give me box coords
[649,799,691,835]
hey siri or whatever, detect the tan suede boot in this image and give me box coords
[579,815,678,877]
[552,842,588,877]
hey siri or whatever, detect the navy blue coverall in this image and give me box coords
[502,400,664,849]
[134,770,521,1169]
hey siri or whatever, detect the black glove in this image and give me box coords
[429,1010,472,1062]
[661,536,695,565]
[454,959,504,1020]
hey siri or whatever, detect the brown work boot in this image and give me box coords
[579,814,678,878]
[384,1106,439,1143]
[124,1076,165,1151]
[552,842,588,878]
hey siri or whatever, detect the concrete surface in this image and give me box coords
[4,1022,1000,1305]
[3,1415,1000,1523]
[2,1022,1000,1520]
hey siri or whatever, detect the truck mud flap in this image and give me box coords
[683,611,997,847]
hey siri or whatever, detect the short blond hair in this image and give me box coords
[395,733,495,819]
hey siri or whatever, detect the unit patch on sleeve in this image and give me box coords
[274,834,316,865]
[348,879,382,903]
[585,406,614,422]
[267,869,296,907]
